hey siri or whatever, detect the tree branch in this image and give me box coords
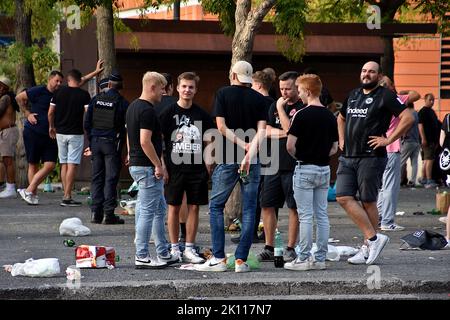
[246,0,275,37]
[235,0,251,30]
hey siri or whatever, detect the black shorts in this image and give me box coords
[165,170,209,205]
[335,156,387,202]
[23,128,58,164]
[260,171,296,209]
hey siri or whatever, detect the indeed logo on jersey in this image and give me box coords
[347,107,368,118]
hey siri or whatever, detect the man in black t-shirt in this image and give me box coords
[257,71,304,263]
[194,61,267,273]
[127,71,179,269]
[418,93,440,188]
[285,74,338,270]
[160,72,214,264]
[49,69,91,207]
[15,61,103,205]
[336,61,414,265]
[154,73,178,116]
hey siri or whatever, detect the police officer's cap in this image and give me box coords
[109,72,123,82]
[98,78,109,89]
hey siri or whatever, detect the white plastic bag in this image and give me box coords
[296,243,341,261]
[6,258,60,277]
[335,246,359,256]
[59,217,91,236]
[119,199,136,215]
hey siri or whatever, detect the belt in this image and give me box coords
[296,161,313,165]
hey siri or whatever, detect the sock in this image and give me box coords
[368,235,377,242]
[286,246,295,251]
[185,242,194,250]
[264,245,274,252]
[6,183,15,190]
[180,223,186,237]
[171,243,180,252]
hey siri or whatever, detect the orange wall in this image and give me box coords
[394,36,448,120]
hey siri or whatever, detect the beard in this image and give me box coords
[360,78,378,90]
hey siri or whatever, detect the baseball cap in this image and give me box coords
[109,72,123,82]
[0,75,11,89]
[98,78,109,90]
[231,61,253,84]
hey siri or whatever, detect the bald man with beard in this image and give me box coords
[336,61,414,265]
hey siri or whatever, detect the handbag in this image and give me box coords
[400,230,448,250]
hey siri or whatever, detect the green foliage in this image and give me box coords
[273,0,307,61]
[306,0,367,23]
[0,47,16,84]
[201,0,237,36]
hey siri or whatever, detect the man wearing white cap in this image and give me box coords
[194,60,267,273]
[0,76,19,198]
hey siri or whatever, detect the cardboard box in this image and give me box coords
[75,245,115,268]
[435,192,450,214]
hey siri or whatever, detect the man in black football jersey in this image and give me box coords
[336,61,414,265]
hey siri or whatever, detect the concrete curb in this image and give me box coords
[1,278,448,299]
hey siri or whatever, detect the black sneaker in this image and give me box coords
[90,212,103,224]
[231,234,264,244]
[104,215,125,225]
[60,199,82,207]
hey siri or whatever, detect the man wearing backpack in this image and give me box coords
[84,73,129,224]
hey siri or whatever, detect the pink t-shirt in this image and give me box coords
[386,94,408,153]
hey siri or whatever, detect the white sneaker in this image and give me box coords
[367,234,389,265]
[135,255,167,269]
[347,245,369,264]
[284,256,313,271]
[193,256,227,272]
[381,224,405,231]
[0,188,17,198]
[158,252,182,265]
[235,259,250,273]
[311,261,326,270]
[183,248,205,264]
[18,189,38,205]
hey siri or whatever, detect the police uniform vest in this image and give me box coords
[92,93,120,131]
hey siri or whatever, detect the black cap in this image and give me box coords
[109,72,123,82]
[98,78,109,89]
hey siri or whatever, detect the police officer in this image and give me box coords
[84,73,129,224]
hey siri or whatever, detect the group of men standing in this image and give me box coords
[0,58,422,272]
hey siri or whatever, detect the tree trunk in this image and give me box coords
[14,0,35,188]
[96,3,116,78]
[224,184,242,227]
[225,0,275,225]
[14,0,35,91]
[381,36,394,81]
[173,0,181,20]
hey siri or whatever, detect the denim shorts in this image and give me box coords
[56,134,84,164]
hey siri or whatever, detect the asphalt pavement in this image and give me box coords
[0,185,449,300]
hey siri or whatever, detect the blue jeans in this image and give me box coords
[377,152,401,226]
[293,164,330,262]
[129,166,168,259]
[209,163,260,261]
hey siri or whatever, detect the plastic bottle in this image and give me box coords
[233,218,242,230]
[239,170,249,185]
[43,176,54,192]
[274,229,284,268]
[63,239,75,247]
